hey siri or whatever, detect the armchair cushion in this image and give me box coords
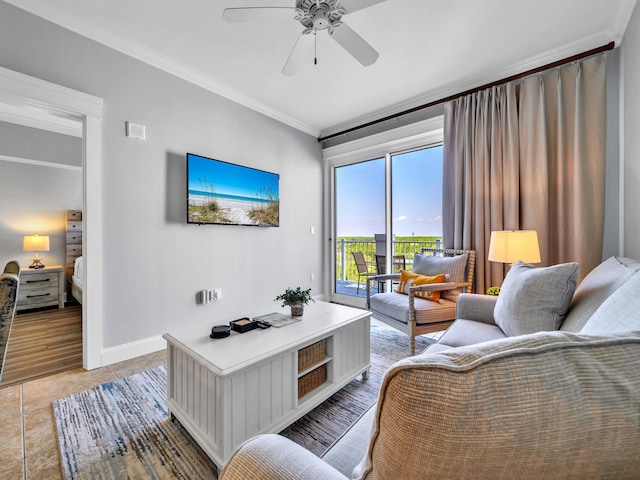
[397,271,445,302]
[412,253,468,301]
[369,293,456,326]
[494,261,579,336]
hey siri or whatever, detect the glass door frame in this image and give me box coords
[323,117,444,308]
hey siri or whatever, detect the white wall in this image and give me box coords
[0,3,323,359]
[623,2,640,259]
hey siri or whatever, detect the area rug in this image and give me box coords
[53,319,435,479]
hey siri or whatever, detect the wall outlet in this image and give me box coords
[310,273,315,282]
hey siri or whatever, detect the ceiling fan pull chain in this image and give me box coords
[314,31,318,65]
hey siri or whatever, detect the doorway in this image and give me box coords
[0,65,104,371]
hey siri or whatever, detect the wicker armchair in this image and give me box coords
[366,248,475,355]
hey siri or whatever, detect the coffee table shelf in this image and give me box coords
[297,356,332,378]
[163,301,371,469]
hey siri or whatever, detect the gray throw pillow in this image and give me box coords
[412,253,469,301]
[561,256,638,332]
[494,261,579,337]
[580,271,640,334]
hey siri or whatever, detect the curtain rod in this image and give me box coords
[319,41,615,143]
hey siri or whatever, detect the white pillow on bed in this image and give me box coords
[74,256,84,281]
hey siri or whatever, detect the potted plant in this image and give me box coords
[275,287,315,316]
[486,286,501,296]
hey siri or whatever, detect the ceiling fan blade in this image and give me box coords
[340,0,388,14]
[223,7,295,23]
[331,22,379,67]
[282,32,315,76]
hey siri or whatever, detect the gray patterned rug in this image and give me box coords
[53,319,435,479]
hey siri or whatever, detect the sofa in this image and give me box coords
[0,260,20,381]
[219,256,640,479]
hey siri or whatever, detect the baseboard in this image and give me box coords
[101,335,166,367]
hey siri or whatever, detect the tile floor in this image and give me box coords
[0,349,166,480]
[0,327,444,479]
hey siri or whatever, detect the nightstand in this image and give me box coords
[17,266,65,312]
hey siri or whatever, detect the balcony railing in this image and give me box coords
[336,238,442,284]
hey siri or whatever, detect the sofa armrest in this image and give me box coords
[219,434,348,480]
[455,293,498,325]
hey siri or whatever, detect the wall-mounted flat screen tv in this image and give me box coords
[187,153,279,227]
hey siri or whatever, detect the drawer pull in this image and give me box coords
[27,293,51,298]
[26,278,51,284]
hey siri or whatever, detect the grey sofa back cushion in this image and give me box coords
[494,261,578,336]
[412,253,468,301]
[580,271,640,334]
[353,330,640,480]
[561,256,639,332]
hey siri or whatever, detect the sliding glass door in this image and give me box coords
[334,158,385,301]
[391,146,444,271]
[330,144,443,307]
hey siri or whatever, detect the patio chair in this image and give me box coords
[367,248,476,355]
[375,255,406,292]
[352,252,377,295]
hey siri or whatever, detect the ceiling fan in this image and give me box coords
[223,0,387,75]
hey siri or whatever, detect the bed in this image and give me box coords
[71,256,83,304]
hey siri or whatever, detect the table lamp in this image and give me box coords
[488,230,541,265]
[23,234,50,269]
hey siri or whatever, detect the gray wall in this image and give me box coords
[623,2,640,259]
[0,120,82,167]
[0,121,82,278]
[0,3,323,350]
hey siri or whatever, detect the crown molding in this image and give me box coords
[3,0,320,137]
[612,0,639,42]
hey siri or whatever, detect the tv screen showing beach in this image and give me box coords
[187,153,279,226]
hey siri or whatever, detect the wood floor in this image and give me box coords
[0,305,82,387]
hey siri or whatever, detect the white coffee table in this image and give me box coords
[163,301,371,469]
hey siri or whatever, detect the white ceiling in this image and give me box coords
[3,0,637,138]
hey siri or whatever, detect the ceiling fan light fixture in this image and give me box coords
[225,0,384,75]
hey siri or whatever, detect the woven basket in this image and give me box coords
[298,339,326,373]
[298,364,327,398]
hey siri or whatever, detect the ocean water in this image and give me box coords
[188,189,275,204]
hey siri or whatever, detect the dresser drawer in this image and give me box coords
[66,244,82,257]
[66,232,83,245]
[20,272,59,292]
[18,285,60,307]
[67,221,83,233]
[67,210,82,221]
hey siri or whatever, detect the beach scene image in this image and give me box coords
[187,154,279,226]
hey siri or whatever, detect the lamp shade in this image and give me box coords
[23,234,50,252]
[488,230,541,264]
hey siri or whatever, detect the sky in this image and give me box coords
[187,153,279,200]
[335,146,443,237]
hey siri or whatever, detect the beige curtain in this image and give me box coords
[443,54,607,293]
